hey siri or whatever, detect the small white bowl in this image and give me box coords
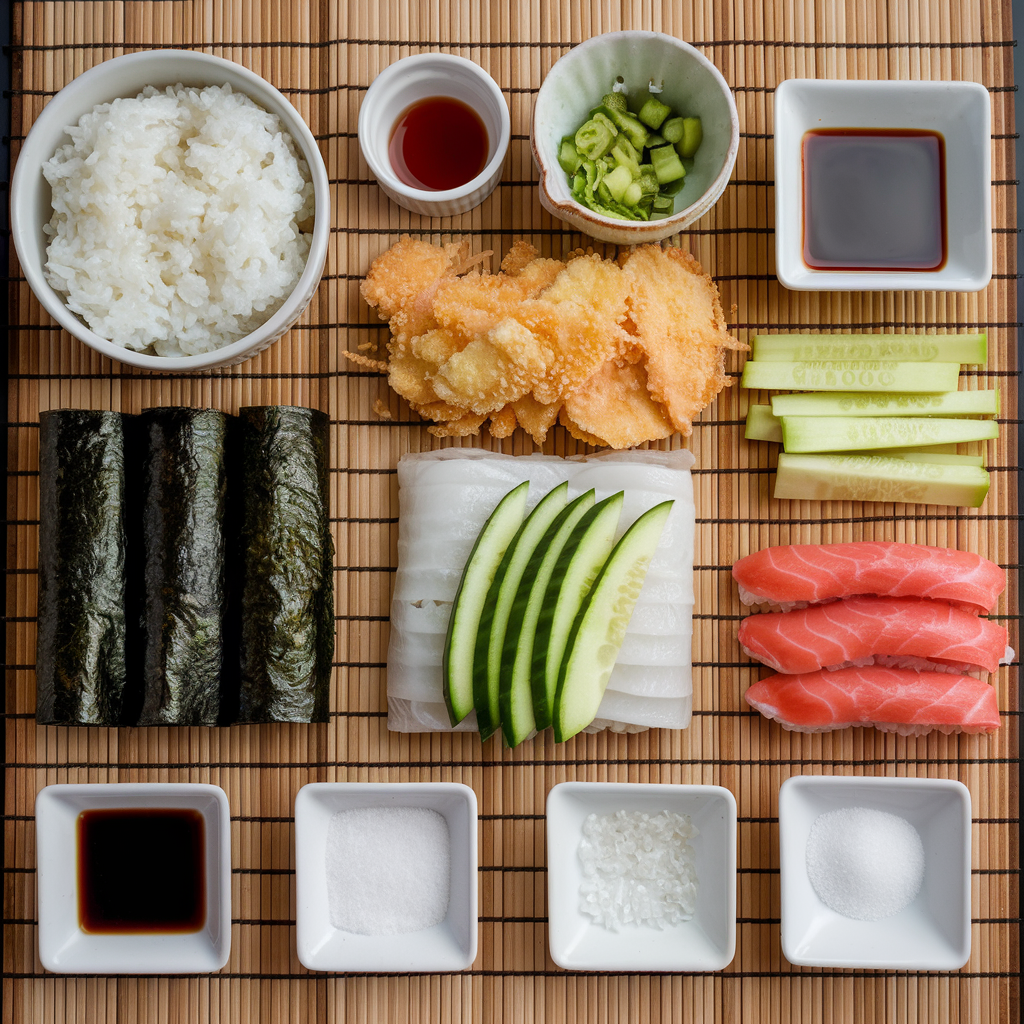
[294,782,478,972]
[779,775,971,970]
[774,79,991,292]
[358,53,510,217]
[531,31,739,245]
[11,50,330,371]
[36,783,232,975]
[546,782,736,972]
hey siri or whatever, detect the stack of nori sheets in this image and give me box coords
[36,406,334,727]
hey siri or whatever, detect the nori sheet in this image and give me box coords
[136,409,230,726]
[36,410,130,725]
[234,406,334,723]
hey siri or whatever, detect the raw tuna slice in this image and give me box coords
[733,542,1005,614]
[738,596,1009,674]
[744,666,1001,736]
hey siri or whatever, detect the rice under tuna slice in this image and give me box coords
[42,83,314,357]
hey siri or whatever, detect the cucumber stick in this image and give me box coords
[751,333,987,364]
[741,360,960,393]
[771,390,999,418]
[745,405,783,443]
[774,453,990,507]
[442,481,529,725]
[532,493,624,730]
[780,416,999,453]
[553,500,674,742]
[500,490,597,745]
[471,482,569,743]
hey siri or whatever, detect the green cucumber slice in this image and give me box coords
[770,390,999,418]
[745,405,783,443]
[751,333,987,364]
[471,482,569,743]
[500,490,597,744]
[532,492,624,730]
[553,500,674,742]
[741,360,961,393]
[442,481,529,725]
[780,416,999,453]
[677,117,703,158]
[774,453,990,507]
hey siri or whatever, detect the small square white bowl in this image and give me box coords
[295,782,478,972]
[36,783,232,974]
[774,78,991,291]
[779,775,971,970]
[546,782,736,972]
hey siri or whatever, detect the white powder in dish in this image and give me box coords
[806,806,925,921]
[325,806,450,936]
[578,809,699,930]
[42,83,313,357]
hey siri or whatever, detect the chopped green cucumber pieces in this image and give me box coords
[559,81,704,221]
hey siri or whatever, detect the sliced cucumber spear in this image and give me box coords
[531,492,624,730]
[442,481,529,726]
[770,390,999,418]
[741,360,961,393]
[500,490,597,746]
[745,405,783,443]
[471,482,569,743]
[751,333,987,364]
[780,415,999,453]
[553,500,674,743]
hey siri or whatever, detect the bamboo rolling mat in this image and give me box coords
[3,2,1020,1022]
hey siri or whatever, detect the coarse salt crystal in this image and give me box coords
[325,806,450,936]
[577,809,699,930]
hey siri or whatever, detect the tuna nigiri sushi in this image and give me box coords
[744,666,1001,736]
[738,596,1010,675]
[733,542,1005,614]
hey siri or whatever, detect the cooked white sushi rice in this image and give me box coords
[387,448,695,734]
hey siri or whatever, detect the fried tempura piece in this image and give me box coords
[427,411,489,437]
[563,359,675,449]
[488,405,518,438]
[511,395,562,445]
[622,245,748,436]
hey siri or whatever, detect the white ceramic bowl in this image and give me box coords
[774,79,991,292]
[546,782,736,972]
[36,783,232,974]
[294,782,478,972]
[10,50,330,371]
[358,53,510,217]
[779,775,971,969]
[531,31,739,245]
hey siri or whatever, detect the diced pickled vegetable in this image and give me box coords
[661,117,685,144]
[650,144,686,184]
[558,137,582,174]
[575,117,616,159]
[677,117,703,158]
[638,96,672,129]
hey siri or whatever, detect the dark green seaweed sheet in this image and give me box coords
[136,409,230,726]
[36,410,129,725]
[235,406,334,723]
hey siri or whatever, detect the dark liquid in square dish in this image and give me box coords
[802,129,946,271]
[77,807,206,934]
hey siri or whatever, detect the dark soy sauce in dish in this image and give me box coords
[388,96,489,191]
[802,129,947,271]
[77,807,206,934]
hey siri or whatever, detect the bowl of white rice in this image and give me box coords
[11,50,330,371]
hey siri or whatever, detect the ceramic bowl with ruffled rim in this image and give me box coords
[531,31,739,245]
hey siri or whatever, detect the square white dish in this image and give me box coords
[295,782,478,972]
[779,775,971,969]
[36,783,231,974]
[774,78,991,292]
[546,782,736,972]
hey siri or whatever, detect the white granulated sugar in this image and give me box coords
[42,83,313,357]
[806,806,925,921]
[578,809,699,930]
[325,806,451,936]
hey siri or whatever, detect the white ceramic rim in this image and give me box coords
[773,78,992,292]
[35,782,232,974]
[10,49,331,372]
[357,52,511,203]
[778,775,972,969]
[532,30,740,239]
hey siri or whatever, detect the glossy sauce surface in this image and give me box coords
[802,129,946,271]
[77,807,206,934]
[388,96,489,191]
